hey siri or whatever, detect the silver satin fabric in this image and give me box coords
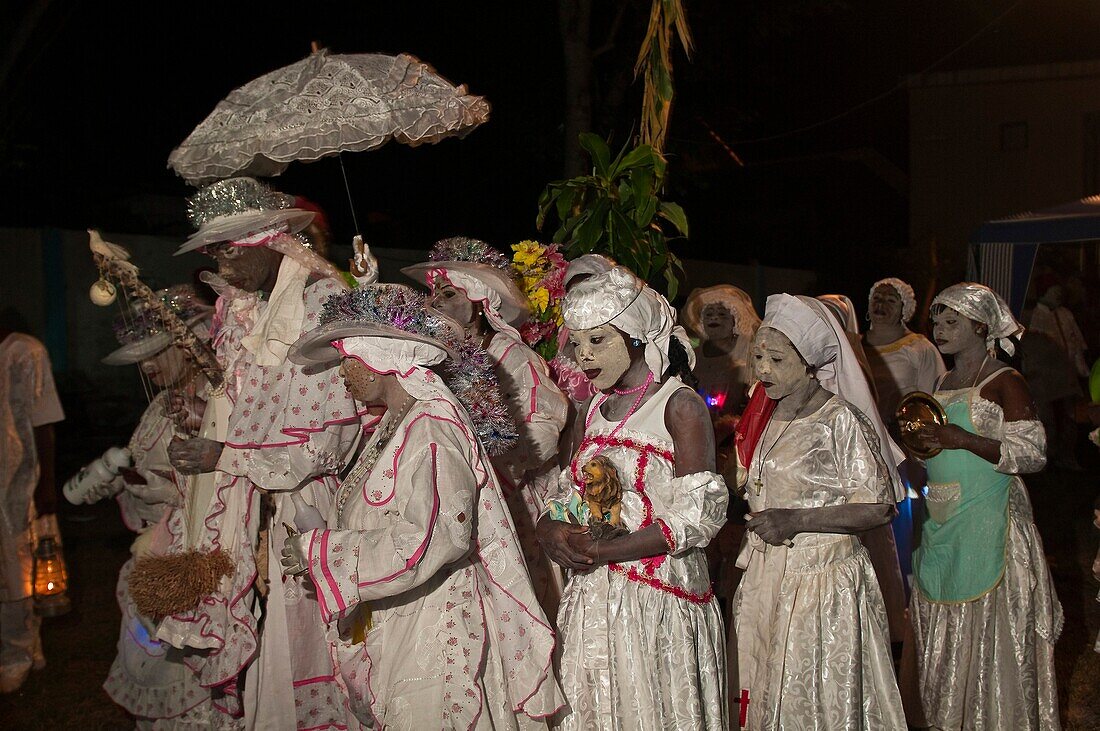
[912,387,1061,731]
[551,378,729,730]
[734,396,906,730]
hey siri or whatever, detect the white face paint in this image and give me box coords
[931,306,983,356]
[750,327,812,400]
[569,324,632,391]
[869,285,904,326]
[701,302,735,340]
[140,345,193,388]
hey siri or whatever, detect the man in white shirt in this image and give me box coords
[0,329,64,693]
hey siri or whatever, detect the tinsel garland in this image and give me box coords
[428,236,514,274]
[442,339,517,457]
[320,286,518,456]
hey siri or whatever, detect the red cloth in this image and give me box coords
[735,384,776,469]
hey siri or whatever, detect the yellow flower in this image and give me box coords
[530,287,550,313]
[511,241,544,269]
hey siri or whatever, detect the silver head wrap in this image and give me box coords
[563,266,694,377]
[870,277,916,323]
[761,294,904,501]
[683,284,761,340]
[931,282,1023,356]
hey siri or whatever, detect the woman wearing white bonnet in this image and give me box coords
[683,284,760,419]
[538,265,729,730]
[907,282,1061,730]
[733,294,905,730]
[864,277,946,423]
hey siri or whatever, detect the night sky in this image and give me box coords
[4,0,1100,293]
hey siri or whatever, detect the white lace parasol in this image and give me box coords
[168,50,490,185]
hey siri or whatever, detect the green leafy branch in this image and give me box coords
[537,133,688,298]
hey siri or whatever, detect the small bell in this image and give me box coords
[90,278,117,306]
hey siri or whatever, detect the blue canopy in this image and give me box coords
[969,195,1100,316]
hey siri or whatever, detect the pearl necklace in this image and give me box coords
[336,395,416,524]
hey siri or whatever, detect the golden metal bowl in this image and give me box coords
[895,391,948,459]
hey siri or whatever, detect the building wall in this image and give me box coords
[909,62,1100,278]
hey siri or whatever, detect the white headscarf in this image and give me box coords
[563,266,695,377]
[428,267,523,341]
[932,282,1023,356]
[333,336,450,403]
[817,294,860,335]
[762,294,905,501]
[563,254,614,289]
[870,277,917,323]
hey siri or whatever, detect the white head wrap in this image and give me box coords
[563,254,614,289]
[563,266,695,377]
[761,294,905,501]
[816,294,861,335]
[683,284,761,340]
[334,336,450,403]
[870,277,917,323]
[931,282,1023,356]
[428,267,523,341]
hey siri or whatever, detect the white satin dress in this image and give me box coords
[549,376,730,730]
[911,375,1061,730]
[734,396,905,730]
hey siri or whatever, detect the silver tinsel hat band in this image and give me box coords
[187,176,294,229]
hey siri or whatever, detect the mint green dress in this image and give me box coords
[911,368,1062,730]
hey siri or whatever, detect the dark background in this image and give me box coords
[3,0,1100,292]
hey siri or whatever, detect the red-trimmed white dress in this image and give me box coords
[550,376,729,730]
[302,390,563,730]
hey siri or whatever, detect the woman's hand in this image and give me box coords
[746,508,803,546]
[167,437,223,474]
[914,423,969,452]
[166,389,207,435]
[536,516,595,572]
[280,531,311,577]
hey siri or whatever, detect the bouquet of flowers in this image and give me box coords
[511,240,567,361]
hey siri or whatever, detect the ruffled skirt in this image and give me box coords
[911,480,1063,731]
[555,555,728,730]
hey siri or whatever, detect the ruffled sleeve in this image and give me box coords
[649,471,729,555]
[996,419,1047,475]
[489,336,569,484]
[304,415,479,623]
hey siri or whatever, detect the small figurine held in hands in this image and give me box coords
[581,456,628,540]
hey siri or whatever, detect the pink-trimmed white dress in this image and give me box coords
[487,333,569,620]
[301,390,563,730]
[549,376,729,730]
[103,390,214,728]
[156,276,361,729]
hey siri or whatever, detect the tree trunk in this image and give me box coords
[558,0,593,178]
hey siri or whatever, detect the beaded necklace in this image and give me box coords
[581,370,655,467]
[336,394,416,524]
